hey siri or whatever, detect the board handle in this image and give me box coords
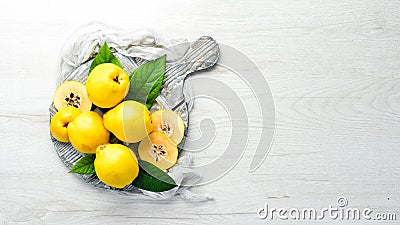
[157,36,220,110]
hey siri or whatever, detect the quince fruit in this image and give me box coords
[103,100,153,143]
[53,80,92,112]
[67,111,110,154]
[151,109,185,145]
[138,132,178,170]
[86,63,130,108]
[50,106,81,142]
[94,143,139,188]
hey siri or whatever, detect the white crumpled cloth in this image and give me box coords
[60,22,212,201]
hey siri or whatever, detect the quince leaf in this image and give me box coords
[89,42,122,73]
[126,55,166,109]
[132,160,177,192]
[69,154,96,174]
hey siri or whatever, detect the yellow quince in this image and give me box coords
[86,63,130,108]
[103,100,153,143]
[67,111,110,154]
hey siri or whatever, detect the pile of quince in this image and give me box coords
[50,63,184,188]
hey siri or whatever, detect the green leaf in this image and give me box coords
[125,55,166,108]
[89,42,122,73]
[132,160,177,192]
[69,154,96,174]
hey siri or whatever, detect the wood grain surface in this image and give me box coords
[1,0,399,224]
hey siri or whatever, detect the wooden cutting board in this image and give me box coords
[49,36,219,193]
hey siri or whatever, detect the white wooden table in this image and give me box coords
[1,0,399,224]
